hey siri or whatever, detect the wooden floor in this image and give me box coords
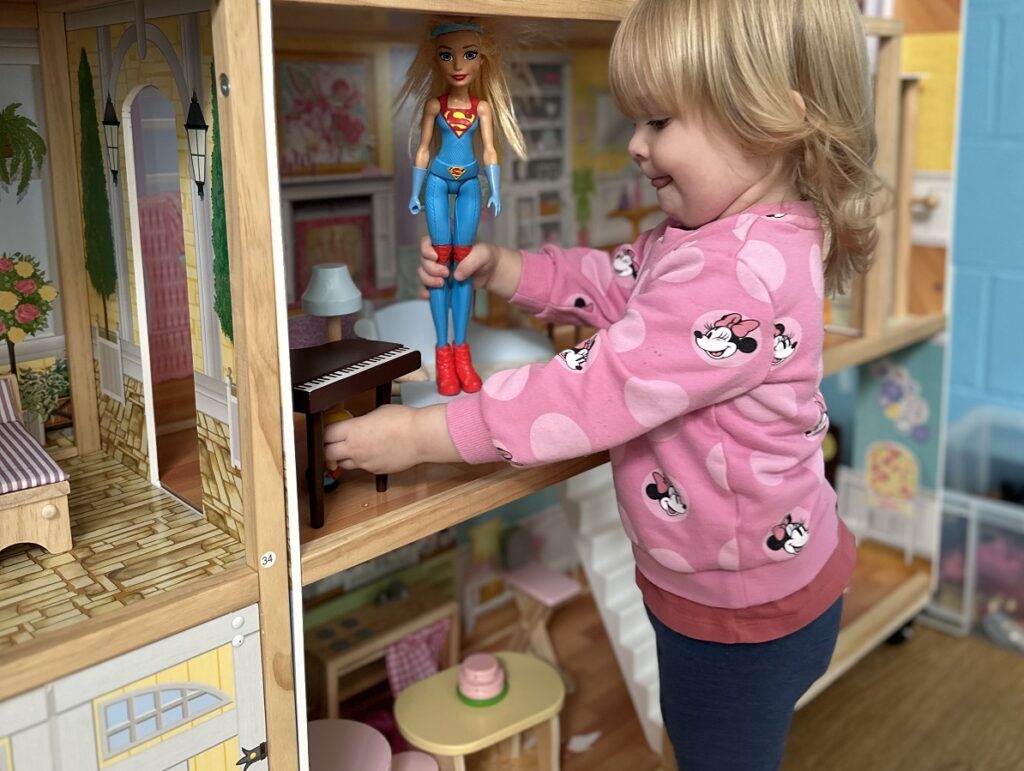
[458,580,1024,770]
[153,376,204,510]
[0,452,245,649]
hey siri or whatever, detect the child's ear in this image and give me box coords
[791,90,807,120]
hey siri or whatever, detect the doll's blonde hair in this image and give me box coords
[609,0,879,295]
[396,17,527,160]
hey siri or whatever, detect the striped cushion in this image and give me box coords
[0,379,17,423]
[0,422,68,494]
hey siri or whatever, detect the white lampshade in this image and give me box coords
[302,263,363,317]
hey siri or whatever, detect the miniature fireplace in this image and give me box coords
[280,176,396,307]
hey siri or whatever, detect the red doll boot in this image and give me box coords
[453,343,482,393]
[432,244,453,262]
[435,344,460,396]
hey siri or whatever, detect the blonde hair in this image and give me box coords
[396,17,527,160]
[609,0,879,295]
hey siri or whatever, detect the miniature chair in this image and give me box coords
[503,561,581,691]
[0,373,72,554]
[391,751,440,771]
[307,718,392,771]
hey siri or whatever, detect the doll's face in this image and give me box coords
[434,30,483,90]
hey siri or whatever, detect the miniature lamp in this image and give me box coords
[184,91,209,199]
[302,263,363,342]
[102,94,120,184]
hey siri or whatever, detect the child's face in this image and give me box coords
[434,31,483,92]
[629,113,780,229]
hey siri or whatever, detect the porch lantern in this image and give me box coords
[101,94,120,184]
[184,91,209,199]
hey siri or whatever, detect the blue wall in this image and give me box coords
[948,0,1024,425]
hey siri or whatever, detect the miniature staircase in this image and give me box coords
[563,463,663,752]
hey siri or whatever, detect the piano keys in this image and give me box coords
[291,339,422,528]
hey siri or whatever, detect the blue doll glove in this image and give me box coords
[409,166,427,215]
[485,163,501,217]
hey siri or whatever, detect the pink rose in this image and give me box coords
[14,279,37,295]
[0,258,12,272]
[0,321,5,336]
[14,303,39,323]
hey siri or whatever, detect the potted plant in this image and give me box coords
[17,362,68,444]
[0,102,47,198]
[0,251,59,375]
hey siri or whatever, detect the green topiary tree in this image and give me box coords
[210,62,232,342]
[77,48,117,338]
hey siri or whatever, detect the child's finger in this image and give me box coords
[417,265,446,289]
[420,235,442,261]
[452,248,486,282]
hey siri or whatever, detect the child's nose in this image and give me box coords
[628,128,647,163]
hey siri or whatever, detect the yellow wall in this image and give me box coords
[93,642,236,767]
[902,33,960,172]
[0,736,11,770]
[189,737,241,771]
[570,48,631,175]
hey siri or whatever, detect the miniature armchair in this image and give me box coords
[0,373,72,554]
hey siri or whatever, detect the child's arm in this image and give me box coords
[446,242,778,467]
[325,404,458,475]
[420,230,656,330]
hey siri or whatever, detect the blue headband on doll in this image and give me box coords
[430,20,484,38]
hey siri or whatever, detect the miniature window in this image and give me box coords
[99,684,231,759]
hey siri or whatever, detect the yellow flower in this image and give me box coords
[0,291,17,311]
[38,285,58,302]
[14,261,35,278]
[6,327,25,343]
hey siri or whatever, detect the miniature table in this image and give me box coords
[504,562,581,691]
[394,651,565,771]
[305,583,459,718]
[307,718,391,771]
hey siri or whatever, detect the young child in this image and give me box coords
[326,0,877,767]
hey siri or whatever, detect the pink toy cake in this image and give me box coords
[456,653,507,706]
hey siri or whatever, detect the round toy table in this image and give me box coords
[394,651,565,771]
[307,718,392,771]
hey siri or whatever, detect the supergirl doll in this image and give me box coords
[396,18,526,396]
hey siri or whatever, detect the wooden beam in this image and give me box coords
[0,566,259,702]
[276,0,631,21]
[863,23,903,338]
[894,76,922,319]
[210,0,298,764]
[37,10,102,454]
[824,314,946,375]
[0,3,40,27]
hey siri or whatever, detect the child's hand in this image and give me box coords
[416,236,521,300]
[324,403,459,475]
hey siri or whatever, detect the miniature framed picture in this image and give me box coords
[276,53,377,177]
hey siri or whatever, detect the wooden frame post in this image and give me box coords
[37,10,101,454]
[210,0,298,763]
[864,21,903,338]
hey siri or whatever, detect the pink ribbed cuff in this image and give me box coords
[510,249,557,314]
[445,394,501,464]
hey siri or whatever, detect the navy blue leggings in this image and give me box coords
[649,597,843,771]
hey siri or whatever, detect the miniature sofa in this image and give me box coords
[0,374,71,554]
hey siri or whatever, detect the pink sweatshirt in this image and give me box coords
[447,201,840,610]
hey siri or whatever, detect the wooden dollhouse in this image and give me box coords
[0,1,947,768]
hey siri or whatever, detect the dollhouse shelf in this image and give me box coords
[799,540,932,708]
[298,454,607,585]
[824,314,946,376]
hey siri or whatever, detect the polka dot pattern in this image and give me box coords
[582,250,613,292]
[706,443,730,491]
[619,503,639,544]
[733,384,799,422]
[649,548,695,573]
[648,417,681,443]
[750,452,795,487]
[736,260,771,302]
[609,309,646,352]
[625,378,689,428]
[483,366,531,401]
[718,539,740,570]
[652,247,705,283]
[739,240,787,291]
[529,414,592,463]
[733,213,758,241]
